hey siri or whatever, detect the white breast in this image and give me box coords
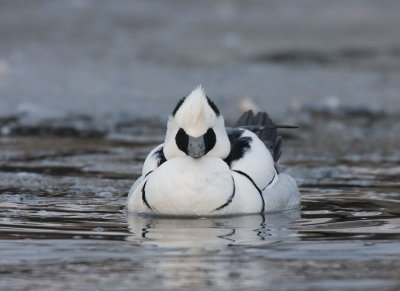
[128,157,235,216]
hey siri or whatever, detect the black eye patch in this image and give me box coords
[175,128,216,156]
[175,128,189,155]
[204,128,216,154]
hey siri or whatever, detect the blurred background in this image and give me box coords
[1,0,400,131]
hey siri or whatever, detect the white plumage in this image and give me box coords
[127,86,300,216]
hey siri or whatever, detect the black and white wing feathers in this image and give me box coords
[233,110,282,163]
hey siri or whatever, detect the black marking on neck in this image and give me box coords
[172,96,187,116]
[233,170,265,213]
[224,129,252,167]
[214,176,236,211]
[175,128,189,155]
[141,180,153,211]
[204,128,216,154]
[153,147,167,166]
[206,96,220,116]
[262,171,276,191]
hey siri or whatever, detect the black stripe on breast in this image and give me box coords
[233,170,265,213]
[144,170,153,178]
[214,176,236,211]
[274,164,280,174]
[141,180,153,211]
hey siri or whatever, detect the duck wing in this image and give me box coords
[224,125,277,192]
[233,110,282,163]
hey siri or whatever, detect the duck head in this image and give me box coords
[164,86,231,160]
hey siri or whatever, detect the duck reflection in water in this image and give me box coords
[126,210,300,248]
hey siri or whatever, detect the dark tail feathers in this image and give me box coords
[234,110,287,163]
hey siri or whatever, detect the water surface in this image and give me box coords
[1,119,399,290]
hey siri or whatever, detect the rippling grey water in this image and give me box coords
[1,113,399,290]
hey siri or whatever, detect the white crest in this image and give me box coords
[163,86,231,160]
[173,85,214,137]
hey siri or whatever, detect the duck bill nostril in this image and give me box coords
[187,135,206,158]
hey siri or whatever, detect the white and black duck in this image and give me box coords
[127,86,300,216]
